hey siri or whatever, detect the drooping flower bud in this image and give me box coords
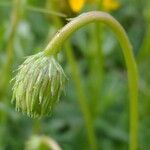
[12,52,65,118]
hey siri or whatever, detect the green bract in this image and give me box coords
[12,52,65,118]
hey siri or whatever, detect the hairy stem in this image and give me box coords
[44,11,139,150]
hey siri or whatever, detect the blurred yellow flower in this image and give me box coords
[102,0,120,12]
[68,0,120,12]
[69,0,86,12]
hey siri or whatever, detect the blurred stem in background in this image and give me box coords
[0,0,21,97]
[87,24,104,119]
[137,0,150,62]
[87,1,104,119]
[137,24,150,62]
[65,42,98,150]
[137,0,150,117]
[0,0,21,149]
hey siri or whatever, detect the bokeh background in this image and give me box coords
[0,0,149,150]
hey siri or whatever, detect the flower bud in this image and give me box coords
[12,52,65,118]
[25,135,61,150]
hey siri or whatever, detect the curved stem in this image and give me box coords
[44,11,139,150]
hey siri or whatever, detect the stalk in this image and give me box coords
[44,11,139,150]
[0,0,21,95]
[88,23,104,118]
[0,0,21,149]
[65,42,97,150]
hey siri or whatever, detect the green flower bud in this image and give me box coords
[25,135,61,150]
[12,52,65,118]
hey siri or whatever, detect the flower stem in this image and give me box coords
[44,11,139,150]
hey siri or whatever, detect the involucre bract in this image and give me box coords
[12,52,65,118]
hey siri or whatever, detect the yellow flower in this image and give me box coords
[69,0,86,12]
[102,0,120,12]
[68,0,120,13]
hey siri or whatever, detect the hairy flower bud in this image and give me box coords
[12,52,65,118]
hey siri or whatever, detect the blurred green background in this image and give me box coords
[0,0,150,150]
